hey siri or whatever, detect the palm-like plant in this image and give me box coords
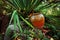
[3,0,60,40]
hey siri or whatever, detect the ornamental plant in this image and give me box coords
[3,0,60,40]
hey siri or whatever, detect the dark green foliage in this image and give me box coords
[0,0,60,40]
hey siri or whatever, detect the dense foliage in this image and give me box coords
[0,0,60,40]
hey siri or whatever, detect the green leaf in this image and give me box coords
[23,0,26,7]
[28,0,38,11]
[5,10,17,39]
[34,3,47,11]
[9,10,17,24]
[18,0,25,9]
[12,10,23,33]
[20,15,34,29]
[31,0,38,9]
[11,33,18,39]
[23,0,32,11]
[13,13,17,33]
[10,0,18,9]
[16,13,23,33]
[6,0,17,9]
[13,0,20,9]
[33,0,42,9]
[27,0,32,8]
[5,27,12,36]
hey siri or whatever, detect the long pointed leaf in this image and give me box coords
[16,14,23,33]
[20,15,34,29]
[13,0,20,9]
[13,13,17,33]
[6,0,17,9]
[18,0,25,9]
[9,10,17,24]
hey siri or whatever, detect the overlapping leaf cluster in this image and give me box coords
[2,0,60,40]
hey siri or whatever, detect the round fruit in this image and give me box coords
[30,13,45,29]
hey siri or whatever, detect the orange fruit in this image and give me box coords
[30,13,45,29]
